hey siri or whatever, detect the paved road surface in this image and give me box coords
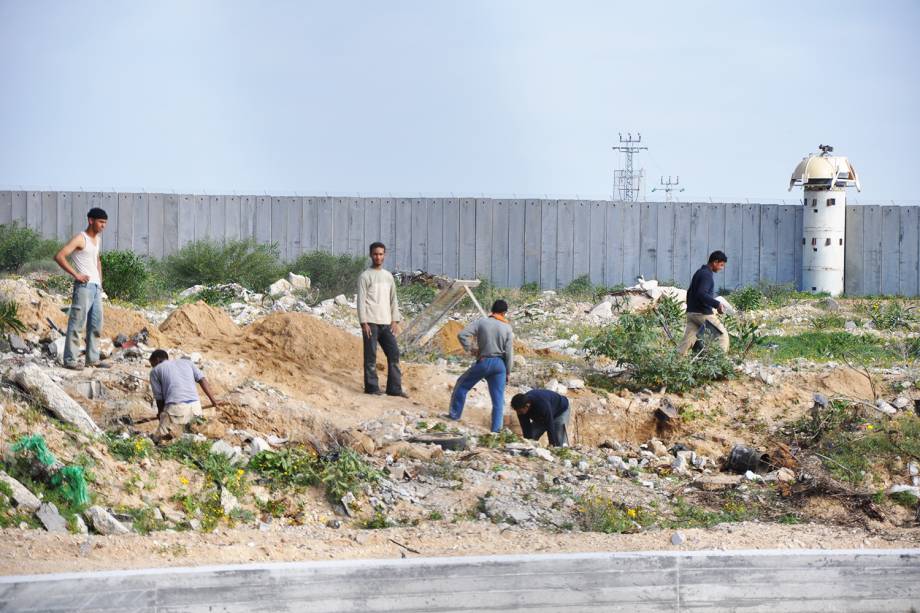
[1,548,918,612]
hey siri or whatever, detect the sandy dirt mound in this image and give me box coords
[814,368,876,400]
[159,301,240,341]
[104,305,165,345]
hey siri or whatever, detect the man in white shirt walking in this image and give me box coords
[357,242,407,397]
[54,207,109,370]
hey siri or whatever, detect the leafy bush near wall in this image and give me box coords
[161,239,283,292]
[288,251,367,301]
[101,250,150,303]
[0,223,61,273]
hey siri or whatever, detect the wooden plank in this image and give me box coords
[604,201,623,287]
[540,200,558,289]
[411,198,428,271]
[225,196,241,242]
[316,197,334,253]
[129,193,147,256]
[794,205,804,291]
[862,205,882,295]
[459,198,476,279]
[195,196,210,242]
[347,197,364,257]
[621,201,640,285]
[490,198,510,286]
[255,196,272,246]
[57,192,73,242]
[286,197,303,259]
[508,199,525,287]
[177,195,196,249]
[147,193,165,259]
[572,200,590,284]
[394,197,412,270]
[427,198,444,275]
[163,194,179,256]
[475,198,492,281]
[555,200,575,288]
[880,205,900,295]
[362,197,380,255]
[301,197,318,254]
[776,205,797,285]
[40,192,57,243]
[240,196,256,240]
[898,206,919,297]
[638,202,657,281]
[272,197,286,257]
[740,203,760,286]
[845,205,864,295]
[442,197,460,279]
[655,201,674,283]
[11,191,27,225]
[0,191,11,225]
[26,191,41,231]
[722,203,743,291]
[379,197,395,259]
[523,199,541,286]
[115,193,132,250]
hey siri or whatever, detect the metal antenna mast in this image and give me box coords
[650,176,685,202]
[612,132,648,202]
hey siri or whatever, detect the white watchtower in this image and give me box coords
[788,144,861,296]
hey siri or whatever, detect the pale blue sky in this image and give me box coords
[1,0,918,202]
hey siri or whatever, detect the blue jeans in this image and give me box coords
[63,282,103,366]
[449,357,506,432]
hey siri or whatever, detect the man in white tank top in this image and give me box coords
[54,207,109,369]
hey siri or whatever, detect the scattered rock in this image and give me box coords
[10,363,101,435]
[48,337,66,362]
[820,297,840,312]
[888,485,920,497]
[0,471,41,512]
[774,467,796,483]
[342,429,376,455]
[532,448,554,462]
[670,532,685,546]
[893,397,910,410]
[649,439,669,457]
[844,320,857,331]
[333,294,349,306]
[695,474,743,491]
[287,272,311,290]
[567,378,585,390]
[268,279,294,297]
[73,515,88,535]
[577,460,589,471]
[587,300,613,321]
[340,492,357,516]
[8,334,29,354]
[85,506,130,535]
[113,333,128,347]
[220,488,240,514]
[388,464,407,481]
[874,399,897,416]
[326,519,341,529]
[37,502,68,533]
[210,440,245,464]
[545,379,568,395]
[249,437,272,456]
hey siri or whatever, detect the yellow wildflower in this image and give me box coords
[180,476,190,485]
[627,508,637,518]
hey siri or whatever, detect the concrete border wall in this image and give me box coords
[2,191,918,295]
[0,549,918,612]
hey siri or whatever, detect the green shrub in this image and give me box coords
[0,223,61,272]
[728,286,765,312]
[654,294,684,330]
[520,282,540,293]
[578,495,652,533]
[0,300,26,335]
[288,251,367,301]
[319,448,383,503]
[811,313,846,330]
[862,300,917,330]
[162,239,283,292]
[906,336,920,361]
[563,274,594,297]
[105,434,154,461]
[100,250,150,303]
[188,286,238,306]
[756,331,897,364]
[397,283,437,308]
[584,311,733,393]
[249,448,320,489]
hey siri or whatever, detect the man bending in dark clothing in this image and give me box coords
[678,250,730,354]
[511,389,570,447]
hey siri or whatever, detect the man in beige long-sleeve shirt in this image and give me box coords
[357,242,407,397]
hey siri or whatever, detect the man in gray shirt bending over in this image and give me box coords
[149,349,221,442]
[447,300,514,433]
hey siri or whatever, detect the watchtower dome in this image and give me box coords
[789,145,861,296]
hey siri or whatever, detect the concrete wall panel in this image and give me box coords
[57,192,73,242]
[272,197,286,257]
[427,198,444,275]
[740,203,760,285]
[410,198,428,271]
[442,198,460,279]
[209,196,225,245]
[508,199,526,287]
[490,199,510,287]
[240,196,256,240]
[178,195,196,249]
[347,197,363,258]
[604,201,624,287]
[555,200,575,287]
[26,191,41,231]
[285,197,303,259]
[39,192,57,243]
[898,206,919,297]
[11,191,26,224]
[224,196,241,242]
[0,191,12,225]
[316,197,333,253]
[163,194,179,256]
[621,201,640,284]
[655,201,674,283]
[588,201,605,285]
[722,202,743,290]
[147,193,164,259]
[475,198,492,280]
[572,200,590,282]
[129,193,147,256]
[379,198,395,261]
[459,198,476,279]
[394,198,412,270]
[777,205,797,285]
[881,205,901,295]
[862,205,882,295]
[540,200,557,289]
[301,197,318,254]
[524,199,541,286]
[672,202,692,287]
[195,196,210,242]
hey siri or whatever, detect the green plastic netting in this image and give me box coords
[10,434,90,507]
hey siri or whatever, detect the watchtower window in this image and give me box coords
[827,198,836,206]
[839,238,843,245]
[811,238,817,246]
[812,198,817,206]
[825,238,832,246]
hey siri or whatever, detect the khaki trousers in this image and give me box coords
[155,400,203,438]
[678,313,730,355]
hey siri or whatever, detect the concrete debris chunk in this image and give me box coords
[11,363,101,435]
[874,399,897,416]
[531,448,554,462]
[670,532,685,546]
[268,278,294,297]
[333,294,349,306]
[37,502,68,533]
[545,379,568,395]
[567,378,585,390]
[286,272,311,290]
[210,440,245,464]
[85,506,130,535]
[48,337,65,362]
[695,474,743,491]
[9,334,30,354]
[220,488,240,515]
[892,397,910,410]
[74,515,88,535]
[248,437,272,456]
[0,471,42,513]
